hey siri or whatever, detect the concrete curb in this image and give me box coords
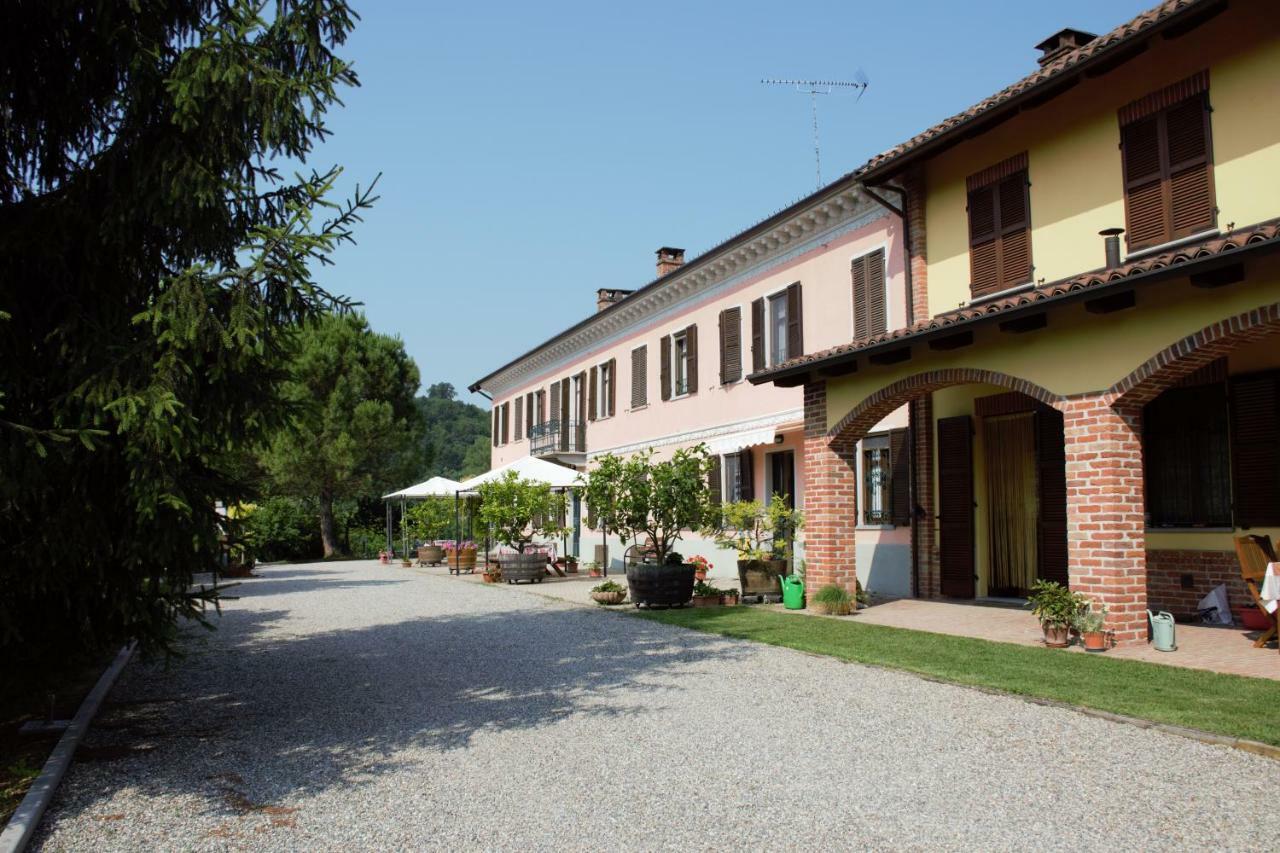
[0,643,136,853]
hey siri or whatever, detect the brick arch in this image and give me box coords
[827,367,1063,444]
[1108,303,1280,407]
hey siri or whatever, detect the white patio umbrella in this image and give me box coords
[382,475,464,556]
[455,457,583,574]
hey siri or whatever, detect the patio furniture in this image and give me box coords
[1233,535,1279,649]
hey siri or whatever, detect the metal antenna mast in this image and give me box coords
[762,73,868,188]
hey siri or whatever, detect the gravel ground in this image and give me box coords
[32,560,1280,851]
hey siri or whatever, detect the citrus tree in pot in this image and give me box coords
[585,446,713,608]
[476,471,567,584]
[707,494,803,600]
[1027,579,1088,647]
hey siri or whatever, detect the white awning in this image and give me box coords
[457,456,581,491]
[382,475,462,500]
[703,426,776,456]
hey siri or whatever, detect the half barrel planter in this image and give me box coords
[738,559,787,601]
[626,563,696,608]
[502,552,547,584]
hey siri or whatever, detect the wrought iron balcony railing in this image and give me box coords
[528,419,586,456]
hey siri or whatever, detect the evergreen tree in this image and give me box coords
[0,1,368,665]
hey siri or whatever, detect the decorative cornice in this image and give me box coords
[586,407,803,459]
[481,188,882,398]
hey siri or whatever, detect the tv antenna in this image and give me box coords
[762,71,869,189]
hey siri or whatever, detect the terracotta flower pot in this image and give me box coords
[1042,623,1070,648]
[481,571,501,584]
[694,569,708,581]
[692,594,720,607]
[1082,630,1108,652]
[591,590,626,605]
[589,569,603,577]
[721,594,739,607]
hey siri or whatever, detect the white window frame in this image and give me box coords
[767,289,789,367]
[671,330,690,399]
[595,360,612,420]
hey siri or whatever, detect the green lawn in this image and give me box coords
[634,607,1280,747]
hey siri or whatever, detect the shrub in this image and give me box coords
[706,494,803,561]
[244,497,322,562]
[476,471,566,552]
[811,584,854,616]
[1028,579,1088,628]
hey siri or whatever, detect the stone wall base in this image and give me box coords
[1146,549,1248,620]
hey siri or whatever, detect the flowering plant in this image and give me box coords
[442,540,476,552]
[688,555,713,572]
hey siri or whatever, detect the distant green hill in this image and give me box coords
[417,382,490,479]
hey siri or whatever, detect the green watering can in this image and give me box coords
[781,574,805,610]
[1148,610,1177,652]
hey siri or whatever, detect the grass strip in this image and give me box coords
[635,607,1280,746]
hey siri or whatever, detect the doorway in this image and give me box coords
[984,413,1039,596]
[768,449,795,508]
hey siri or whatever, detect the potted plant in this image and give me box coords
[476,472,567,584]
[691,580,722,607]
[707,495,803,601]
[590,580,627,605]
[810,584,854,616]
[444,540,477,574]
[1075,604,1109,652]
[481,566,502,584]
[1028,579,1087,648]
[689,554,712,581]
[583,561,603,578]
[721,588,740,606]
[584,446,713,608]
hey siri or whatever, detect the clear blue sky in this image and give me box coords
[309,0,1153,404]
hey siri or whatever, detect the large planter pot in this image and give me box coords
[591,590,626,605]
[737,559,787,600]
[451,548,477,574]
[501,551,547,584]
[1042,622,1070,648]
[417,545,444,566]
[691,594,719,607]
[626,562,696,609]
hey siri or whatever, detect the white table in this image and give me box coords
[1263,563,1280,614]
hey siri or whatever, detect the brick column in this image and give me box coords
[802,381,858,595]
[1062,395,1147,646]
[902,166,929,325]
[909,395,938,598]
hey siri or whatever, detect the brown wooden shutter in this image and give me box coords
[659,336,671,401]
[785,283,803,360]
[559,378,570,449]
[1121,91,1214,251]
[937,415,975,598]
[1166,95,1213,239]
[536,389,545,425]
[492,408,499,447]
[968,184,999,296]
[1121,115,1166,249]
[631,348,646,408]
[738,447,754,502]
[685,324,698,395]
[751,298,765,372]
[576,371,586,423]
[1230,373,1280,527]
[867,249,886,336]
[968,164,1031,298]
[889,428,911,527]
[607,358,616,416]
[997,174,1031,290]
[1035,407,1068,585]
[588,367,598,421]
[514,396,523,440]
[851,254,869,339]
[549,382,560,428]
[501,402,509,445]
[526,394,533,433]
[708,455,722,506]
[719,307,743,385]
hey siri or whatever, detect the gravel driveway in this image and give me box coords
[33,560,1280,851]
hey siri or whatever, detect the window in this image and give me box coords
[751,284,802,371]
[769,292,788,366]
[535,389,545,425]
[492,402,510,446]
[1230,371,1280,527]
[851,249,886,339]
[719,307,742,384]
[723,453,743,503]
[598,363,611,418]
[672,331,689,396]
[660,325,697,400]
[966,152,1031,299]
[514,395,523,441]
[631,346,647,408]
[1120,72,1214,252]
[1143,381,1231,527]
[860,429,911,526]
[571,373,582,423]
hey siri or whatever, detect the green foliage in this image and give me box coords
[416,393,492,480]
[261,312,422,556]
[591,580,625,594]
[693,580,724,597]
[243,497,321,563]
[402,499,456,542]
[584,446,714,564]
[811,584,854,615]
[475,472,566,552]
[1074,603,1108,634]
[1027,580,1089,628]
[0,0,367,665]
[707,494,804,561]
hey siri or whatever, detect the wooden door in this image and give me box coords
[1035,407,1069,585]
[938,415,975,598]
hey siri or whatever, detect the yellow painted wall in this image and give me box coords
[923,1,1280,318]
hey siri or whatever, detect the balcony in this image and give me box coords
[529,419,586,458]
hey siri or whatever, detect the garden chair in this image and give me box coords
[1233,534,1279,649]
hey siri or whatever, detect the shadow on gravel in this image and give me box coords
[60,586,751,817]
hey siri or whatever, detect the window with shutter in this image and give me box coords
[708,455,723,506]
[684,324,698,395]
[786,283,803,360]
[738,448,754,502]
[851,249,887,340]
[966,153,1032,299]
[937,415,975,598]
[514,396,523,440]
[659,336,671,401]
[607,357,616,416]
[719,307,742,385]
[1143,380,1231,527]
[588,367,598,422]
[526,393,534,434]
[889,428,911,526]
[1119,74,1214,251]
[492,408,498,447]
[1229,372,1280,528]
[631,346,647,409]
[501,402,509,445]
[751,298,765,372]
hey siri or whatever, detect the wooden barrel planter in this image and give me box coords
[626,562,696,608]
[417,545,444,566]
[501,551,547,584]
[452,548,477,574]
[738,559,787,601]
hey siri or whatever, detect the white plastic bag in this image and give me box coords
[1196,583,1232,625]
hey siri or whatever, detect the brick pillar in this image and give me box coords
[902,166,929,325]
[802,381,858,595]
[1062,395,1147,646]
[909,395,938,598]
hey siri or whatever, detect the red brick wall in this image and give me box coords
[802,381,859,595]
[902,167,929,324]
[1146,549,1249,619]
[909,395,937,598]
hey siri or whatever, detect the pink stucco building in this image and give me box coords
[469,178,914,594]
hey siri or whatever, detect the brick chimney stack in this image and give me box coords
[656,246,685,278]
[1034,28,1096,67]
[596,288,633,313]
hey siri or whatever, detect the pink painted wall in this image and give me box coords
[488,209,906,477]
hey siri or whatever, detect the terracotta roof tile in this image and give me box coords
[857,0,1213,179]
[752,218,1280,381]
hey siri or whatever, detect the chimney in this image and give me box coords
[655,246,685,278]
[596,288,634,313]
[1099,228,1124,269]
[1034,28,1096,67]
